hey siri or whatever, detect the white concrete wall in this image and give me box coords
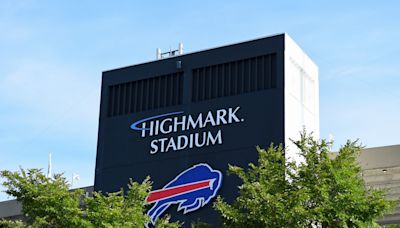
[284,34,319,163]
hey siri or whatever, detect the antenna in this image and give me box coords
[47,153,52,178]
[178,42,184,55]
[156,43,184,60]
[71,173,80,187]
[156,48,161,60]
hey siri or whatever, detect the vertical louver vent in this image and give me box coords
[192,54,277,102]
[107,72,183,117]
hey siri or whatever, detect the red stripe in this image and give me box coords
[146,180,211,203]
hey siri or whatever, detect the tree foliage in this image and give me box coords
[0,169,179,228]
[214,132,396,227]
[1,132,396,227]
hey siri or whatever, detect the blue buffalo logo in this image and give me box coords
[145,164,222,225]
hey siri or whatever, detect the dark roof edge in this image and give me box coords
[103,33,285,73]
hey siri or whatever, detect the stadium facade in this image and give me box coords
[93,34,318,225]
[1,34,398,226]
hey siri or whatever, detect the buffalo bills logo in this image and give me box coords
[146,164,222,225]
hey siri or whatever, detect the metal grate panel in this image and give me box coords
[191,53,277,102]
[107,72,183,117]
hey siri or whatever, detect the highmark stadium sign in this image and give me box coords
[130,106,244,154]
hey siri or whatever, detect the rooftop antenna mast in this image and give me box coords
[156,42,184,60]
[47,153,52,178]
[71,173,80,187]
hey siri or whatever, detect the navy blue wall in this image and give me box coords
[95,34,285,226]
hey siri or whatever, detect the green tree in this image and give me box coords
[0,168,180,228]
[214,132,396,227]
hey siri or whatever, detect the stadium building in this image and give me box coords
[94,33,318,226]
[0,34,398,226]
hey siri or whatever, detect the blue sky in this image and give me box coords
[1,1,399,200]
